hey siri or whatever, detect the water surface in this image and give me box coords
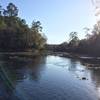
[0,55,100,100]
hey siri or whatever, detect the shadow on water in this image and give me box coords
[0,54,46,100]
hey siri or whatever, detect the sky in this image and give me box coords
[0,0,96,44]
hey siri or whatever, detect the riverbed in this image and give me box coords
[0,55,100,100]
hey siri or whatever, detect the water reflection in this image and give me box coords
[0,55,100,100]
[68,59,78,71]
[0,55,46,100]
[80,60,100,85]
[87,68,100,99]
[80,61,100,100]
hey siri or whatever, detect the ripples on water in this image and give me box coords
[0,55,100,100]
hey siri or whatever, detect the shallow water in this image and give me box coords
[0,55,100,100]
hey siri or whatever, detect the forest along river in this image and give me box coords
[0,55,100,100]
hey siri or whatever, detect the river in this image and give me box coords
[0,55,100,100]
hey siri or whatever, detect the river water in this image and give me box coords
[0,55,100,100]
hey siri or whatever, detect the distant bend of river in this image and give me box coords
[0,55,100,100]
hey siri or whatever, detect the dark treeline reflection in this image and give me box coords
[90,69,100,89]
[0,55,46,100]
[68,59,78,71]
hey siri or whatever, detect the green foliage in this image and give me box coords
[0,3,47,52]
[31,21,42,33]
[31,21,47,50]
[0,5,2,16]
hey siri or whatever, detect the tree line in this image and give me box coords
[0,3,47,52]
[66,21,100,56]
[47,21,100,57]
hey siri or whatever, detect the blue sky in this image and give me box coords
[1,0,96,44]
